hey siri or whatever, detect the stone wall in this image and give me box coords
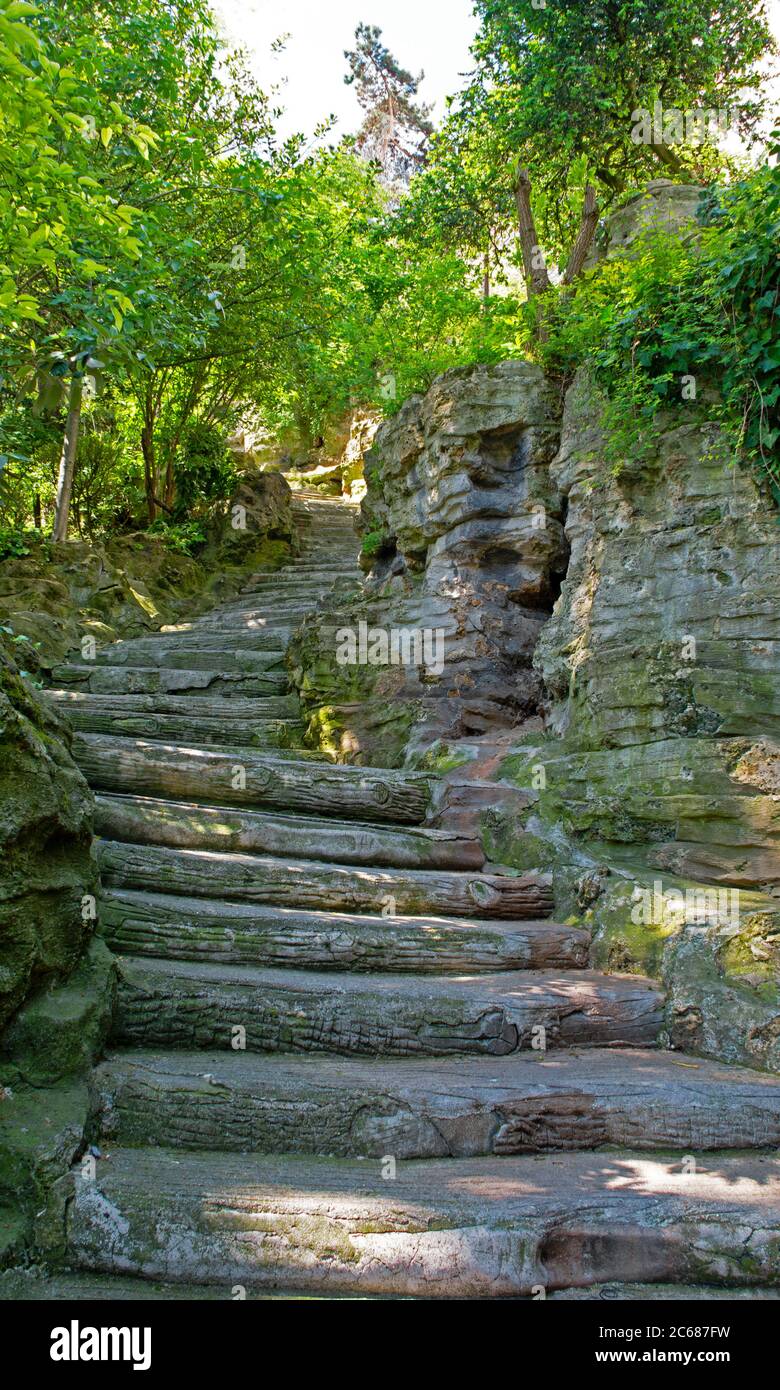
[291,362,566,765]
[498,370,780,1071]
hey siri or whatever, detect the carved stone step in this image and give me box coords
[78,645,286,674]
[51,665,289,697]
[74,735,431,823]
[93,1047,780,1157]
[190,609,312,631]
[50,696,302,747]
[48,691,300,720]
[94,794,484,869]
[98,840,554,920]
[62,1146,780,1297]
[113,957,664,1055]
[100,888,586,972]
[90,630,289,659]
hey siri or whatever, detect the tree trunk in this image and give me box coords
[33,493,42,529]
[141,383,159,523]
[562,184,600,286]
[52,374,84,543]
[513,167,551,296]
[482,251,491,305]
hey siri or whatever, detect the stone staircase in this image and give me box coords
[44,491,780,1299]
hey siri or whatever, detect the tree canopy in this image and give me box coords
[0,0,777,549]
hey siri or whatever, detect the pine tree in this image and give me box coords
[345,24,434,186]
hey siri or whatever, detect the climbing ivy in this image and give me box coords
[541,142,780,501]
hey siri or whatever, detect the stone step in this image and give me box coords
[0,1270,335,1301]
[62,1147,780,1297]
[250,564,358,578]
[3,1268,777,1301]
[74,645,286,674]
[51,665,289,697]
[94,629,289,655]
[113,957,664,1055]
[48,692,300,720]
[74,735,431,823]
[93,1047,780,1158]
[50,696,302,748]
[190,609,313,631]
[94,794,484,870]
[100,888,587,972]
[98,841,554,920]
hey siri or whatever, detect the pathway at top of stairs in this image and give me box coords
[45,489,780,1301]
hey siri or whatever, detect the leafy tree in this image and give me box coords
[345,23,434,186]
[427,0,775,295]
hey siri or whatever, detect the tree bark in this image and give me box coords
[562,184,600,286]
[33,493,42,529]
[52,374,84,543]
[482,251,490,305]
[513,166,551,296]
[141,382,159,523]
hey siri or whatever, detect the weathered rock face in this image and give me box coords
[292,362,567,764]
[586,179,703,266]
[0,636,97,1032]
[500,369,780,1070]
[0,471,294,671]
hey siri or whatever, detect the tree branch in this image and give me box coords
[513,165,551,296]
[562,184,600,285]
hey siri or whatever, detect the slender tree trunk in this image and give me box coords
[562,184,600,285]
[482,251,491,305]
[141,382,159,523]
[52,374,84,543]
[513,167,551,296]
[33,493,42,529]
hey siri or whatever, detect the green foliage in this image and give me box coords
[0,527,33,561]
[173,423,236,514]
[428,0,774,262]
[146,518,206,556]
[360,528,386,558]
[541,147,780,498]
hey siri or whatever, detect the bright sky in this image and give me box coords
[212,0,780,147]
[211,0,479,141]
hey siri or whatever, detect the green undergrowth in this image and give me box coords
[533,147,780,503]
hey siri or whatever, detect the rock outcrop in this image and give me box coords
[291,362,566,764]
[500,369,780,1070]
[0,636,96,1031]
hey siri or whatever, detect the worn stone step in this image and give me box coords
[0,1270,339,1301]
[61,1147,780,1297]
[113,957,663,1055]
[48,691,300,720]
[100,888,586,972]
[93,1047,780,1158]
[49,696,302,747]
[98,840,554,920]
[75,735,431,823]
[80,644,286,674]
[92,792,480,866]
[51,665,289,697]
[190,609,313,632]
[98,629,288,654]
[93,794,484,870]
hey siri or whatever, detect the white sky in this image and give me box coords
[212,0,780,147]
[211,0,478,141]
